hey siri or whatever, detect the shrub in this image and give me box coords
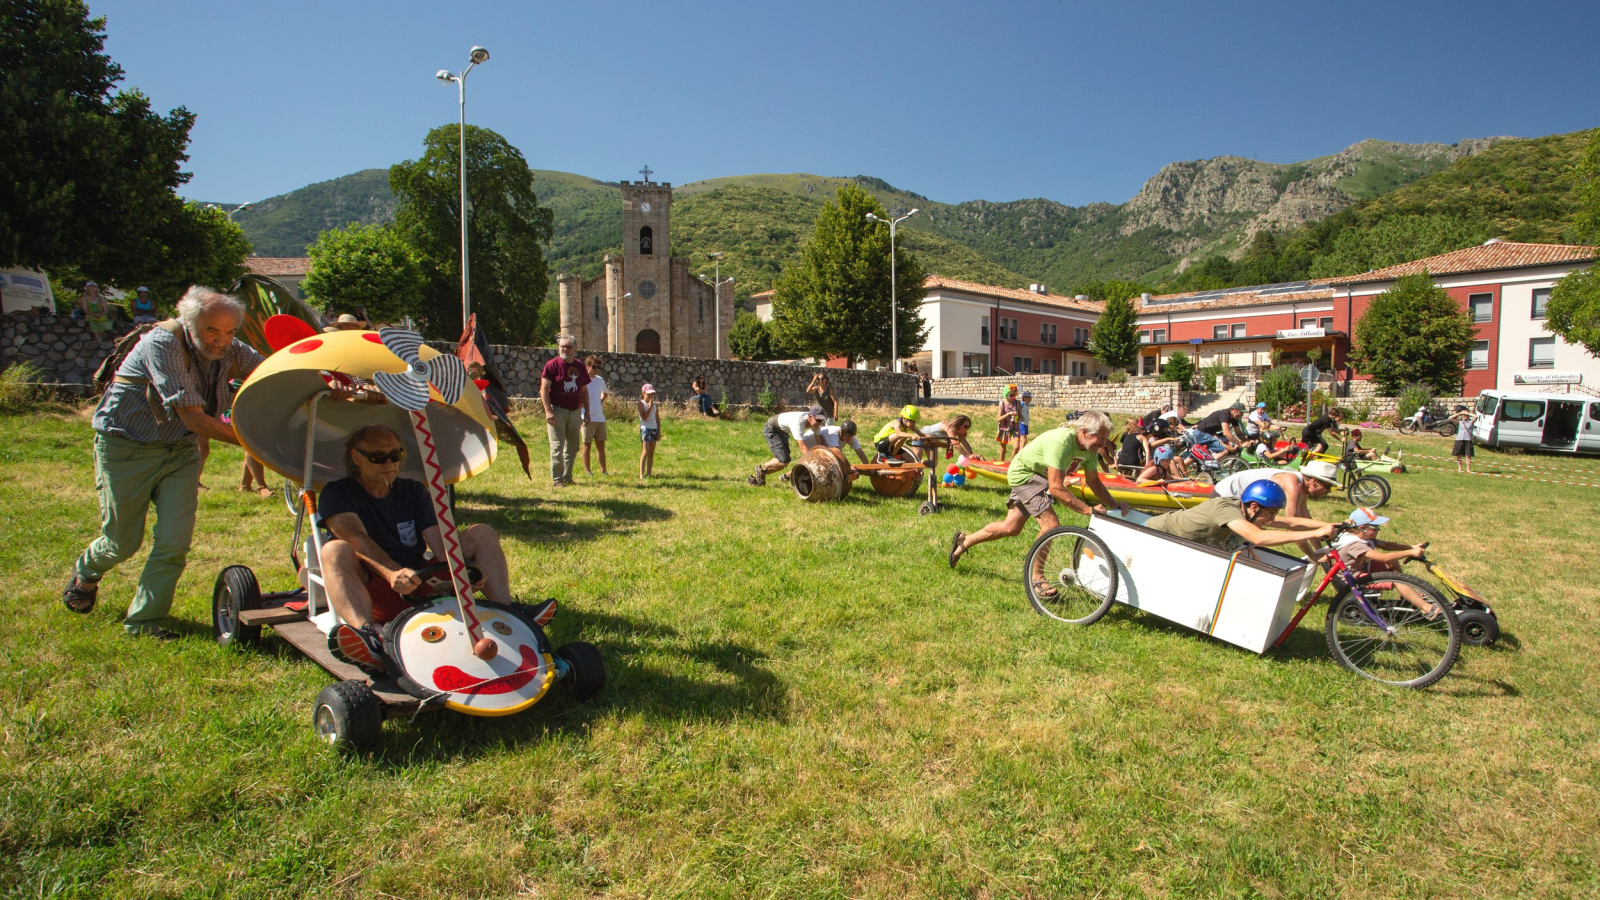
[0,362,50,415]
[1197,361,1229,392]
[757,383,778,415]
[1255,365,1305,415]
[1394,382,1434,421]
[1159,351,1195,389]
[1107,371,1129,384]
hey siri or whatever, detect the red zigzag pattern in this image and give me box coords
[410,409,483,639]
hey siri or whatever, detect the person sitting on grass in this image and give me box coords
[318,424,516,674]
[1142,479,1337,554]
[689,375,720,418]
[1331,507,1441,617]
[750,405,829,485]
[948,412,1132,569]
[1343,427,1379,461]
[818,420,870,464]
[872,405,925,462]
[917,414,980,459]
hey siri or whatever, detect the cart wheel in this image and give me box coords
[1023,526,1118,625]
[556,642,607,703]
[918,500,939,516]
[1324,573,1459,688]
[313,680,383,750]
[212,565,262,648]
[1455,609,1500,646]
[1219,457,1249,477]
[1346,474,1390,508]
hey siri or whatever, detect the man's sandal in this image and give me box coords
[62,575,98,614]
[949,531,965,568]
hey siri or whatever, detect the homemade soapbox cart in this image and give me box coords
[1022,511,1461,688]
[213,328,605,749]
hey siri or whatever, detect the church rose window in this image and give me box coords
[637,280,657,299]
[639,225,653,255]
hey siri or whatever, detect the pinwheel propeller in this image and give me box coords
[373,327,467,411]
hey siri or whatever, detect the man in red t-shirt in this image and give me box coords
[541,334,590,486]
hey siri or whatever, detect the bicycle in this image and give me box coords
[1022,521,1460,688]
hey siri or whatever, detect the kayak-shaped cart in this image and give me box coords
[1022,511,1460,688]
[215,327,605,749]
[961,457,1213,511]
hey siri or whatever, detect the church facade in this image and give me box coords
[557,179,732,359]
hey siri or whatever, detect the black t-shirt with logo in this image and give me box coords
[318,476,437,570]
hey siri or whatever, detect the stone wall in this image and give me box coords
[1,314,133,391]
[930,373,1196,414]
[438,342,918,408]
[1238,378,1472,422]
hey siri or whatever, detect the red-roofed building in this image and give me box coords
[242,257,312,299]
[1132,284,1346,379]
[917,277,1107,378]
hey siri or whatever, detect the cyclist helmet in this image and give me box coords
[1239,479,1288,510]
[840,419,857,438]
[901,405,921,422]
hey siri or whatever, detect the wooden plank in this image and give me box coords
[272,619,420,712]
[239,606,305,626]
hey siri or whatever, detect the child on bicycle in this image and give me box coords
[1331,508,1439,616]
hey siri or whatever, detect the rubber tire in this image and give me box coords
[212,565,262,648]
[1455,608,1501,646]
[1023,526,1118,626]
[1347,474,1391,508]
[1324,572,1460,688]
[313,680,383,750]
[1219,457,1249,477]
[918,500,939,516]
[1397,421,1418,435]
[556,641,606,702]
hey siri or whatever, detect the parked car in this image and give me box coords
[1470,390,1600,456]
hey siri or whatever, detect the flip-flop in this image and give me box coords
[949,531,965,568]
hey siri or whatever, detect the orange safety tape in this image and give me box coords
[1401,452,1598,474]
[1403,461,1600,489]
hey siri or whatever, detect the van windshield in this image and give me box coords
[1476,395,1499,417]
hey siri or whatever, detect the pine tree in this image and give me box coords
[1091,294,1140,371]
[768,185,927,364]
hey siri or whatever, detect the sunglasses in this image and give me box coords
[356,448,406,464]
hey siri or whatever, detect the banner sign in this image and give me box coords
[0,267,54,313]
[1514,372,1581,385]
[1276,327,1326,339]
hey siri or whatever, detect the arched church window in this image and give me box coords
[639,226,653,255]
[636,329,661,355]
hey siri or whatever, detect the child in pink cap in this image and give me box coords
[638,384,660,479]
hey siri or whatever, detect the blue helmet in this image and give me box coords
[1239,479,1287,510]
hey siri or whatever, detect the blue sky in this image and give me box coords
[91,0,1600,208]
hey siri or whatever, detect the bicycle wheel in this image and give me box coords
[1324,572,1460,688]
[1219,456,1249,477]
[1347,474,1391,508]
[1023,526,1119,625]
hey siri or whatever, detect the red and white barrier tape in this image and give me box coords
[1404,461,1600,489]
[1402,452,1600,475]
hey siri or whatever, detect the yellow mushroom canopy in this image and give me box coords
[232,330,497,490]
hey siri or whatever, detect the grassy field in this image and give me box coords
[2,402,1599,899]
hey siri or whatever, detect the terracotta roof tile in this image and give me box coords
[922,276,1103,312]
[244,257,311,277]
[1319,241,1597,284]
[1134,286,1336,315]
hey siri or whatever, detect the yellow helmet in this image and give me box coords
[901,404,921,422]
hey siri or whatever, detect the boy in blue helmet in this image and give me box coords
[1142,478,1336,553]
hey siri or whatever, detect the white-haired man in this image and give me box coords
[949,412,1132,568]
[62,286,265,639]
[540,333,589,486]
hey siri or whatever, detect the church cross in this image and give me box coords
[639,165,653,183]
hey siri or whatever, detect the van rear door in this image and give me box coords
[1543,400,1583,450]
[1578,401,1600,456]
[1473,394,1499,445]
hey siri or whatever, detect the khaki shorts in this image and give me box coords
[1006,474,1055,519]
[582,420,607,443]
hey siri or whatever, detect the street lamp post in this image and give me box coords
[613,292,632,353]
[207,202,253,222]
[437,45,490,331]
[866,208,919,372]
[706,252,735,360]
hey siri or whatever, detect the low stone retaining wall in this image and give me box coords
[1,314,134,391]
[931,374,1196,414]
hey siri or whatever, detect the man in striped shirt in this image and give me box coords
[62,286,265,639]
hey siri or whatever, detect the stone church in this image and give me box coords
[557,177,732,358]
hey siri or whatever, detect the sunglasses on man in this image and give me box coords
[356,448,406,464]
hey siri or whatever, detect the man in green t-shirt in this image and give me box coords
[949,412,1130,568]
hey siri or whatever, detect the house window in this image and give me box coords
[1469,293,1493,323]
[1141,355,1157,375]
[981,316,990,346]
[1532,288,1551,320]
[962,352,989,377]
[1319,317,1334,330]
[1013,356,1033,374]
[1465,340,1489,370]
[1213,324,1228,340]
[1039,358,1059,374]
[1139,330,1151,344]
[1529,337,1556,368]
[1152,329,1167,343]
[1299,318,1317,329]
[1048,324,1058,344]
[1230,323,1246,338]
[639,226,653,255]
[998,317,1018,341]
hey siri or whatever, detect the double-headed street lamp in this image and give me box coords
[865,208,919,372]
[206,202,253,221]
[437,45,490,331]
[706,252,735,360]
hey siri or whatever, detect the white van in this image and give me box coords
[1471,390,1600,456]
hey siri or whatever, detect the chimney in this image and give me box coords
[1141,292,1152,302]
[1075,294,1088,302]
[1028,283,1048,294]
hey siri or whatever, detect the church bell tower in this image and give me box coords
[619,168,673,355]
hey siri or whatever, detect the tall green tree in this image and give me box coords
[1545,266,1600,359]
[727,310,780,361]
[1350,272,1477,394]
[1573,130,1600,246]
[144,202,252,298]
[303,223,424,324]
[1158,350,1194,389]
[390,124,553,344]
[769,184,927,364]
[1,0,198,278]
[1090,293,1140,371]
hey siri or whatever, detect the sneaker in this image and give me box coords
[62,574,98,613]
[779,472,791,484]
[749,465,767,486]
[330,622,388,675]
